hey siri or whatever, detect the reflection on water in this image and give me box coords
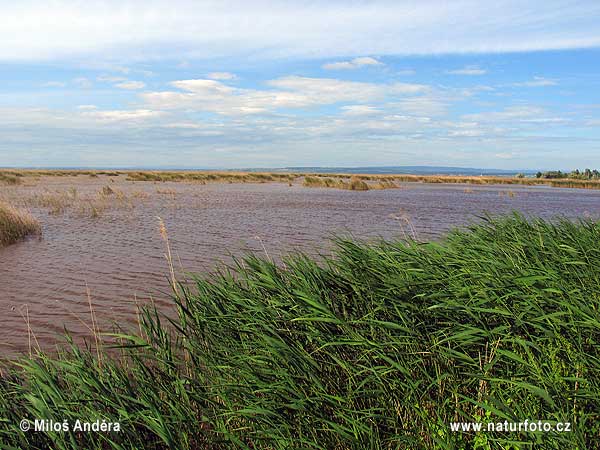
[1,177,599,354]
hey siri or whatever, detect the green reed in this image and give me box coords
[1,214,599,448]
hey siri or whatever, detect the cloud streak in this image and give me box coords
[115,81,146,89]
[512,76,558,87]
[322,57,383,70]
[446,65,487,75]
[1,1,600,62]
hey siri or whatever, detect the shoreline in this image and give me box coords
[2,168,600,190]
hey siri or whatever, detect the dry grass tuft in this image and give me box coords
[346,176,370,191]
[371,179,398,190]
[156,188,177,195]
[302,176,340,188]
[26,191,73,215]
[0,172,22,185]
[0,201,41,246]
[303,175,371,190]
[101,185,115,196]
[499,190,517,198]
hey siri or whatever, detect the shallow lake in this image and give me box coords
[1,176,599,354]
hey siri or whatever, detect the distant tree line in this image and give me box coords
[536,169,600,180]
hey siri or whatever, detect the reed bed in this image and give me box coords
[4,169,600,190]
[0,201,41,246]
[0,214,598,448]
[15,186,139,217]
[126,171,296,184]
[307,172,600,190]
[303,176,372,190]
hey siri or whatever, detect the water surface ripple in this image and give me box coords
[1,177,599,354]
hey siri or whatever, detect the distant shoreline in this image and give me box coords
[0,166,539,177]
[2,168,600,190]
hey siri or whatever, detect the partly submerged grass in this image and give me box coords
[1,214,599,448]
[0,201,41,246]
[14,186,139,218]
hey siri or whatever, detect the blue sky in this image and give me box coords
[1,1,600,169]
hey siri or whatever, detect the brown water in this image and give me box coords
[1,176,599,355]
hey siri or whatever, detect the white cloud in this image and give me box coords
[392,97,448,116]
[42,81,66,87]
[341,105,381,116]
[446,65,487,75]
[45,81,67,88]
[115,80,146,90]
[2,102,598,169]
[111,66,130,74]
[463,106,547,122]
[73,77,92,88]
[459,106,570,133]
[512,76,558,87]
[519,117,570,124]
[448,129,485,137]
[142,76,428,115]
[207,72,237,80]
[495,152,517,159]
[82,109,164,121]
[77,105,97,110]
[97,75,127,82]
[164,122,204,129]
[323,56,383,70]
[1,1,599,62]
[268,76,424,97]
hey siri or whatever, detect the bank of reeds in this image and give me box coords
[0,214,599,448]
[0,201,41,246]
[126,171,296,184]
[306,173,600,190]
[5,169,600,190]
[303,176,371,190]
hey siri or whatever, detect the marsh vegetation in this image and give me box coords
[2,169,600,190]
[0,215,598,448]
[0,201,41,246]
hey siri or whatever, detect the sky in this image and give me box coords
[1,1,600,170]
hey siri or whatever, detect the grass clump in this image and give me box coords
[302,176,341,188]
[0,171,22,185]
[0,201,41,246]
[303,175,370,190]
[101,185,115,196]
[372,179,398,189]
[345,176,370,190]
[1,215,599,448]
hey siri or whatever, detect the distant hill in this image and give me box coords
[250,166,537,176]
